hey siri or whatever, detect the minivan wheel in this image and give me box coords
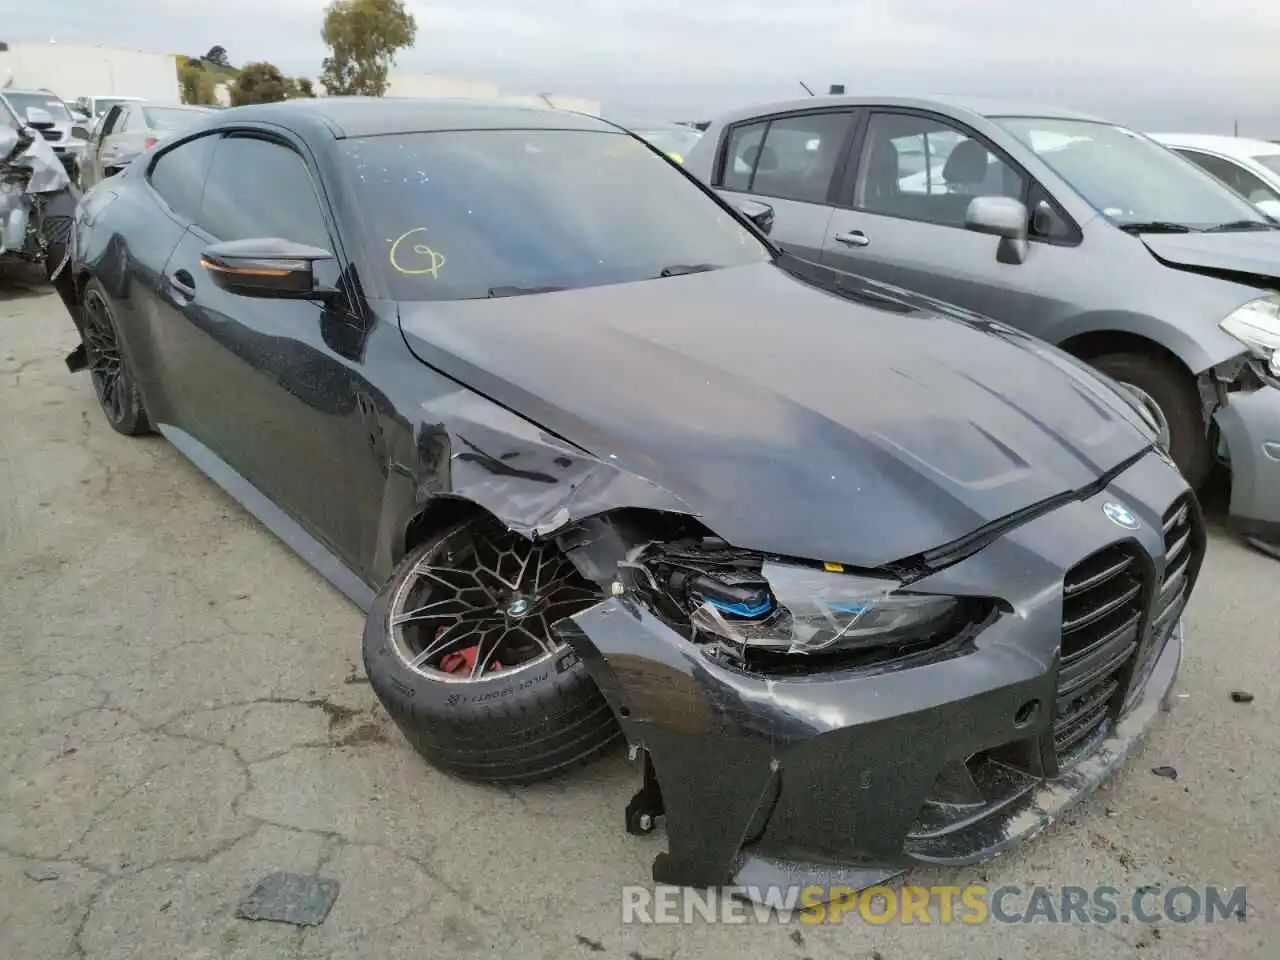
[1090,352,1212,489]
[362,515,621,783]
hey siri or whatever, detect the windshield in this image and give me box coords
[633,127,703,157]
[3,92,71,123]
[143,106,210,131]
[1254,154,1280,178]
[997,117,1267,229]
[339,128,770,302]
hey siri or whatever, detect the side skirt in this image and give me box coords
[158,423,377,611]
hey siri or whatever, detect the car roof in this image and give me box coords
[1148,132,1280,158]
[707,93,1108,126]
[209,96,615,139]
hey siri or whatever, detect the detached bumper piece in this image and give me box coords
[558,482,1204,900]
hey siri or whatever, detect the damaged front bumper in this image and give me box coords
[1213,383,1280,542]
[556,454,1202,898]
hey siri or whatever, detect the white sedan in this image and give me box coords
[1150,133,1280,219]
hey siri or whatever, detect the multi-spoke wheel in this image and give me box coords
[81,278,151,436]
[363,514,621,783]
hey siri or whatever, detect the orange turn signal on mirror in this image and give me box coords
[200,259,291,277]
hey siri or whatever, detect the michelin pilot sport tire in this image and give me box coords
[362,518,622,784]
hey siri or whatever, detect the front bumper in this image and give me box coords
[558,451,1202,897]
[1215,385,1280,541]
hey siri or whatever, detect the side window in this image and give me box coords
[196,136,331,249]
[1028,182,1081,244]
[719,120,767,192]
[1178,150,1280,205]
[116,109,135,133]
[744,111,853,204]
[853,112,1027,228]
[148,134,219,222]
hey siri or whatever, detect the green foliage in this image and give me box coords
[204,45,230,68]
[294,77,316,98]
[320,0,417,97]
[178,59,219,105]
[229,62,292,106]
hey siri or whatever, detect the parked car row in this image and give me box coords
[682,94,1280,557]
[58,96,1204,900]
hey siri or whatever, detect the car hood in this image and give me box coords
[1142,230,1280,282]
[397,264,1154,567]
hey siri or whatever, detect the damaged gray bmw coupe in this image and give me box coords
[61,98,1204,896]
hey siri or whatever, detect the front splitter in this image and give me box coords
[727,619,1185,902]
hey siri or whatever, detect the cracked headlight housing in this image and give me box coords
[1220,295,1280,382]
[689,561,961,656]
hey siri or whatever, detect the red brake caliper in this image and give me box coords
[440,645,503,675]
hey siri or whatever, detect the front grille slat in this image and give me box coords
[1055,542,1149,762]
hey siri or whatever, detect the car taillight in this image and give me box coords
[143,136,158,150]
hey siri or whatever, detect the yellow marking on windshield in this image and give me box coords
[390,227,447,278]
[823,561,845,573]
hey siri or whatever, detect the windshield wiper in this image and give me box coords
[657,263,719,278]
[1117,221,1196,235]
[1204,219,1277,233]
[487,284,568,298]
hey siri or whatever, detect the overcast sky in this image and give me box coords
[15,0,1280,133]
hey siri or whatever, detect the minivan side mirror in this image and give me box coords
[71,124,91,141]
[201,238,340,300]
[737,199,775,235]
[965,196,1030,265]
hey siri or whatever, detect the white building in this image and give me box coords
[381,71,601,115]
[0,40,180,103]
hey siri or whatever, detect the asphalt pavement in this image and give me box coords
[1,279,1276,959]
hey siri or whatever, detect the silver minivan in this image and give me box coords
[685,94,1280,550]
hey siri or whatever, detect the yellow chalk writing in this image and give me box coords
[390,227,447,278]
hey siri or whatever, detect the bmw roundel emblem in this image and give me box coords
[1102,502,1140,530]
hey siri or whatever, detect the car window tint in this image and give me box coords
[720,120,768,191]
[100,107,121,137]
[197,136,331,248]
[1177,150,1280,205]
[747,112,852,204]
[148,134,219,222]
[338,128,771,302]
[854,112,1026,227]
[1028,183,1078,242]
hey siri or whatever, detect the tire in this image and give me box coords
[363,515,622,784]
[1090,351,1211,489]
[81,278,151,437]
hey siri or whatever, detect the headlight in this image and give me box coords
[688,560,960,655]
[1220,295,1280,380]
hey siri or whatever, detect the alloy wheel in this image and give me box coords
[388,521,601,682]
[82,289,129,424]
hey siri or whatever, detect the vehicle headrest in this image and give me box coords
[942,139,990,186]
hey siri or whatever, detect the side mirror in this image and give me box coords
[737,199,775,235]
[71,125,91,141]
[201,238,340,300]
[965,195,1029,265]
[24,106,55,129]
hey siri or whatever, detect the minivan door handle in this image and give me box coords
[834,230,871,248]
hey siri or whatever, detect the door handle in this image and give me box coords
[168,270,196,299]
[834,230,871,248]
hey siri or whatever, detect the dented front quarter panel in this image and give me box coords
[554,452,1196,896]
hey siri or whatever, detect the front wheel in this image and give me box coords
[362,515,621,784]
[1090,352,1211,489]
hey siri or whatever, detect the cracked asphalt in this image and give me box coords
[2,279,1278,959]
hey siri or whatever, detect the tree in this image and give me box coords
[229,62,291,106]
[179,60,218,105]
[204,45,230,68]
[294,77,316,98]
[320,0,416,97]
